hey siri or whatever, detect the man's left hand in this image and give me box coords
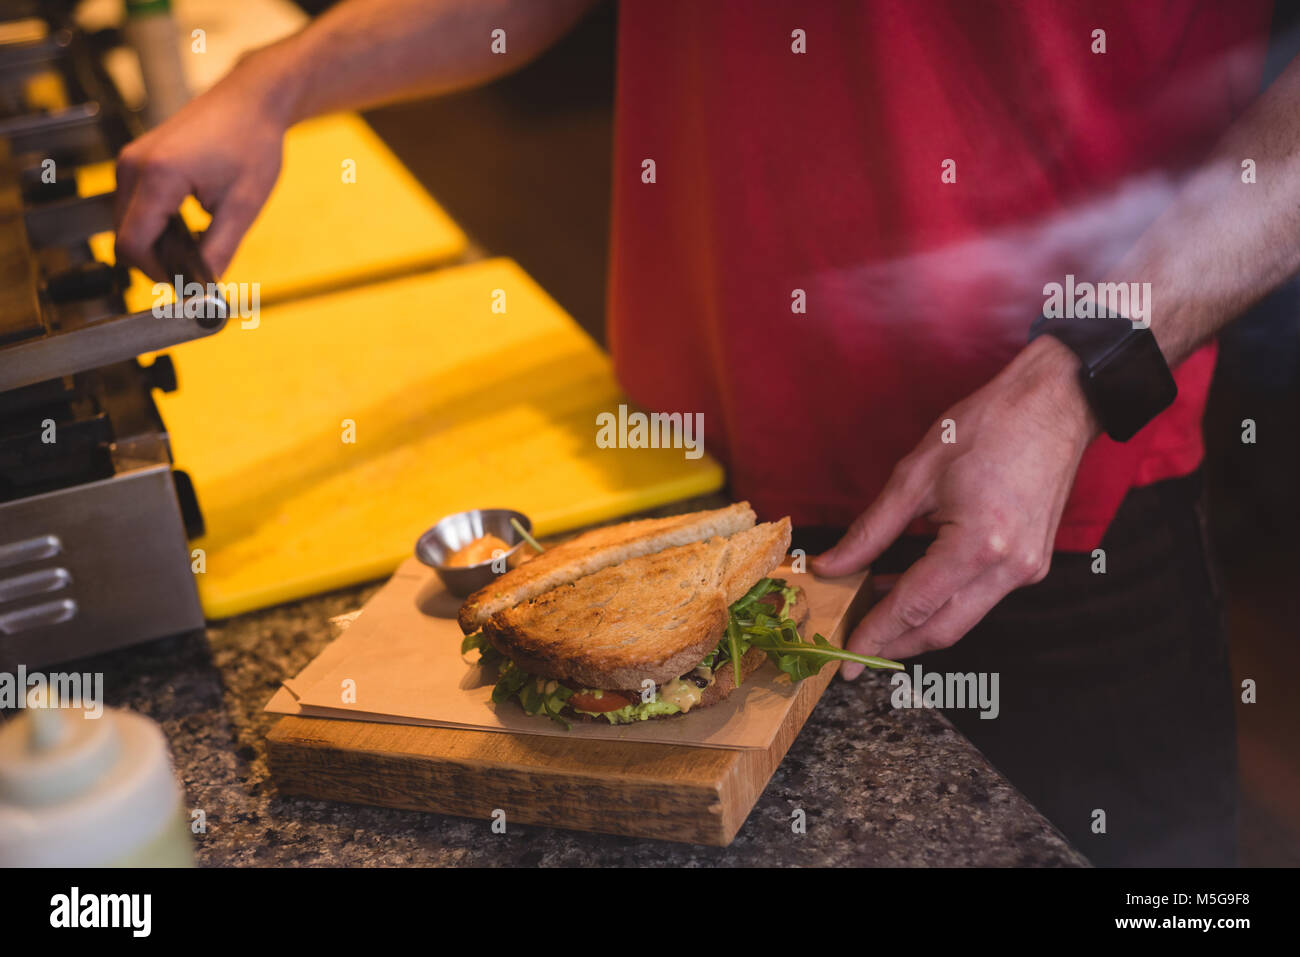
[811,336,1100,674]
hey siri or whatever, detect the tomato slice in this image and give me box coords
[569,690,635,713]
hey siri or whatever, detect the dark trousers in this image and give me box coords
[796,471,1238,866]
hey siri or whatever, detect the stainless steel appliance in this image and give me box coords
[1,5,225,668]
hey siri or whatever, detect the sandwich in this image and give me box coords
[458,502,902,727]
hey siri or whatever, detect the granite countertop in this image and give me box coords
[79,579,1088,867]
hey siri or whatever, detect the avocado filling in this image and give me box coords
[462,578,800,727]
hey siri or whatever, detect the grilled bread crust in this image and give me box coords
[457,502,756,634]
[485,518,792,690]
[572,589,810,720]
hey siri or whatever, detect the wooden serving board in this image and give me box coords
[266,573,875,846]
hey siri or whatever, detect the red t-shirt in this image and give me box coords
[607,0,1271,550]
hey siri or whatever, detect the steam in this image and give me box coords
[809,170,1183,359]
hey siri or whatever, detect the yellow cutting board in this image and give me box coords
[78,112,467,309]
[156,258,724,619]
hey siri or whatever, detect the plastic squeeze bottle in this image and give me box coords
[0,704,195,866]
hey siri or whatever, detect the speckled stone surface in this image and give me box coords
[74,582,1089,868]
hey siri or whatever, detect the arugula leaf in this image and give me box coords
[714,577,786,685]
[462,630,505,670]
[490,661,530,704]
[716,577,903,686]
[757,627,893,678]
[727,619,744,687]
[731,576,782,614]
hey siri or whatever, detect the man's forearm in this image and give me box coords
[1108,53,1300,367]
[245,0,598,126]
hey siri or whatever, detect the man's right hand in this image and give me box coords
[113,48,291,280]
[111,0,599,280]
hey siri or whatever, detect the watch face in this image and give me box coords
[1085,332,1178,442]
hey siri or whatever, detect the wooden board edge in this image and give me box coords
[267,715,740,845]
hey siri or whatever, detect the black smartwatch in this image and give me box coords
[1028,312,1177,442]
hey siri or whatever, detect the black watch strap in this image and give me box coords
[1028,313,1177,442]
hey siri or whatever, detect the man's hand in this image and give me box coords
[114,48,291,280]
[812,337,1101,673]
[111,0,599,280]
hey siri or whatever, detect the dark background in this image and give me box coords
[360,2,616,345]
[303,0,1298,866]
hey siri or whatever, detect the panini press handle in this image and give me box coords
[152,214,225,329]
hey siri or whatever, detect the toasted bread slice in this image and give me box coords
[457,502,756,633]
[572,588,810,720]
[485,518,792,689]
